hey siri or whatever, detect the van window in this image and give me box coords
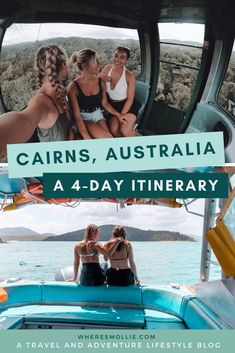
[0,23,140,111]
[156,23,205,112]
[218,41,235,119]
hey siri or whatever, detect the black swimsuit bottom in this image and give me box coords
[106,95,141,117]
[80,263,105,286]
[106,267,134,286]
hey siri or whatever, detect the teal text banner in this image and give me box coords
[0,330,233,353]
[43,172,228,198]
[7,132,224,178]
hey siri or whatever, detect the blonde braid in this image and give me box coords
[45,46,58,87]
[55,83,67,112]
[35,44,68,112]
[34,48,47,89]
[47,46,67,112]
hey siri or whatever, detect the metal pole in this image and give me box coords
[219,197,229,280]
[200,198,217,282]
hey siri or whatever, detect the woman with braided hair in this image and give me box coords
[0,43,72,156]
[67,48,122,139]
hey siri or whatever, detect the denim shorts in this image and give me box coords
[80,108,105,123]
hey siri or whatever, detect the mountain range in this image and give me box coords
[44,225,196,242]
[0,227,52,241]
[0,225,197,242]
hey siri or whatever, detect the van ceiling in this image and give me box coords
[0,0,210,27]
[0,1,233,29]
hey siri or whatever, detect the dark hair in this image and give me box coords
[114,46,130,60]
[112,225,126,251]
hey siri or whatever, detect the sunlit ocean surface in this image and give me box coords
[0,241,221,284]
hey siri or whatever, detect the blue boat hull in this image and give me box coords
[0,280,233,329]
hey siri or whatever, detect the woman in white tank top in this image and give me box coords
[99,47,140,137]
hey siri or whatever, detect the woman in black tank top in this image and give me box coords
[67,49,123,139]
[0,44,73,156]
[104,225,140,286]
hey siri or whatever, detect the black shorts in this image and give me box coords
[80,263,105,286]
[106,96,141,118]
[106,267,135,286]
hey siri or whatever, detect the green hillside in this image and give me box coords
[44,224,196,242]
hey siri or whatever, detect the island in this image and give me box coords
[43,225,196,242]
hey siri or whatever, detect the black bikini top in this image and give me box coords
[74,79,103,113]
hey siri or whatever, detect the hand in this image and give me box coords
[66,278,76,282]
[135,278,140,285]
[117,113,125,122]
[104,75,111,82]
[116,237,124,243]
[98,73,110,82]
[121,115,133,124]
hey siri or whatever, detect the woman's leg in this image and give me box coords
[120,113,137,137]
[108,116,122,137]
[97,119,112,134]
[84,121,113,139]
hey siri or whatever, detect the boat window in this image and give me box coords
[218,40,235,120]
[0,23,140,111]
[156,23,205,112]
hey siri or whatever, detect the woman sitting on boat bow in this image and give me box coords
[69,224,123,286]
[104,225,140,286]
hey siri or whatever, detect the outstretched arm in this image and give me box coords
[0,96,49,156]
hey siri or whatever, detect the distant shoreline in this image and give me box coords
[0,225,198,242]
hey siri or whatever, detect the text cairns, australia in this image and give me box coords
[16,141,215,166]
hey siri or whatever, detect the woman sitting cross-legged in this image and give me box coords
[69,224,123,286]
[104,225,140,286]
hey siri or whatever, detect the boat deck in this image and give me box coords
[0,281,232,329]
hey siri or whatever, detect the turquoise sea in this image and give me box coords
[0,241,220,284]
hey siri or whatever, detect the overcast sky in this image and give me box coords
[0,199,205,236]
[3,22,234,53]
[3,23,205,46]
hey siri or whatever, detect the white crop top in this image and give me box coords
[106,67,128,100]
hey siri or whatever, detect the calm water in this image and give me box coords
[0,241,220,285]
